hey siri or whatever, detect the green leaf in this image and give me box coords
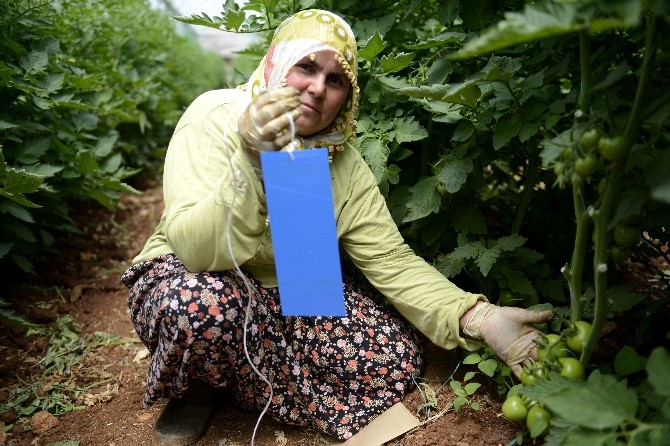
[493,112,523,150]
[646,347,670,397]
[477,359,498,377]
[442,81,481,109]
[475,247,500,277]
[463,353,482,364]
[453,396,467,412]
[0,243,12,258]
[613,345,647,376]
[392,117,428,143]
[464,382,481,395]
[451,207,487,235]
[436,159,473,194]
[521,372,637,430]
[403,176,441,222]
[0,200,35,223]
[39,72,64,93]
[0,169,45,208]
[381,52,415,73]
[93,131,119,157]
[451,3,583,60]
[607,285,646,312]
[19,50,49,74]
[358,138,389,184]
[359,31,386,63]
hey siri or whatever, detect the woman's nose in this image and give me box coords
[308,76,326,97]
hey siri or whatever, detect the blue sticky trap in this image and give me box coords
[260,148,345,317]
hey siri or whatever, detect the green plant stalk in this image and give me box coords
[583,170,618,365]
[563,177,589,322]
[622,15,660,149]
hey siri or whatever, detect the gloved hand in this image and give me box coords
[238,87,301,176]
[462,301,554,378]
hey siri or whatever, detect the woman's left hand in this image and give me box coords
[461,302,553,378]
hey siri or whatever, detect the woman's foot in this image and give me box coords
[154,381,216,446]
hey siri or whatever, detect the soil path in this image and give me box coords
[1,187,522,446]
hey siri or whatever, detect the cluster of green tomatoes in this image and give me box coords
[554,127,642,262]
[501,321,593,437]
[556,127,627,180]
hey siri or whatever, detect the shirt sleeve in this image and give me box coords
[161,104,268,273]
[335,149,487,350]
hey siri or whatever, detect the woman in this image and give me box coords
[122,9,552,445]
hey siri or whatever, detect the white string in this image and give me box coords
[222,103,273,446]
[285,112,297,160]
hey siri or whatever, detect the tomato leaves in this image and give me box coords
[521,372,638,430]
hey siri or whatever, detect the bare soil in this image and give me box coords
[2,186,662,446]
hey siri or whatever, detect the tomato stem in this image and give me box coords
[622,15,660,150]
[563,177,589,322]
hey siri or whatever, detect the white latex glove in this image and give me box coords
[462,301,554,378]
[238,87,301,176]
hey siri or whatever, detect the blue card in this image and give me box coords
[260,148,346,316]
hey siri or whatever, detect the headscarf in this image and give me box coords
[240,9,360,162]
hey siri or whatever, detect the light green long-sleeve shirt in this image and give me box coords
[133,88,486,351]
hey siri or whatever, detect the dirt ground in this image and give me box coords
[0,186,562,446]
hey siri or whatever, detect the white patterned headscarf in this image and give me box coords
[240,9,360,162]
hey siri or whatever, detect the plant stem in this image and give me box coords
[564,177,589,322]
[622,15,660,148]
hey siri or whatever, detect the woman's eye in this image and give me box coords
[297,63,314,72]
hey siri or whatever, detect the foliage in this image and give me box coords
[0,315,141,428]
[178,0,670,442]
[0,0,228,272]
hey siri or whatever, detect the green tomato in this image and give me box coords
[610,245,631,262]
[526,405,552,438]
[579,128,600,151]
[499,289,524,307]
[537,334,570,362]
[566,320,592,354]
[558,357,586,380]
[598,135,627,162]
[502,395,528,423]
[613,223,639,248]
[520,365,546,386]
[436,183,449,197]
[575,155,598,176]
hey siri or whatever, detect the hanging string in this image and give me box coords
[285,111,297,160]
[224,103,274,446]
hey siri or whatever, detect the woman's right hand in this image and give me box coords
[238,87,301,155]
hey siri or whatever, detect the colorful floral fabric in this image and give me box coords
[121,254,423,440]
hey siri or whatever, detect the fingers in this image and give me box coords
[264,108,302,141]
[252,88,300,128]
[523,309,554,324]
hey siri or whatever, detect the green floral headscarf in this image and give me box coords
[241,9,359,161]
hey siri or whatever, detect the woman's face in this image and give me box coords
[285,50,351,137]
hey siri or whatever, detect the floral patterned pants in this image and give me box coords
[121,254,423,440]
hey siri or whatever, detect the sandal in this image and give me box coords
[154,381,217,446]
